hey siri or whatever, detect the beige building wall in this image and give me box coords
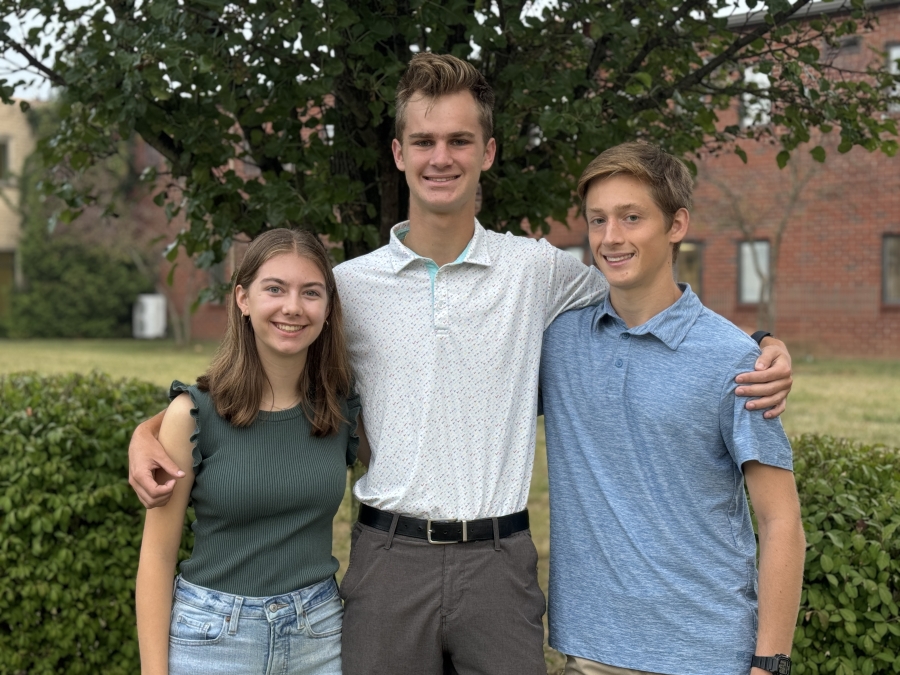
[0,102,35,249]
[0,102,36,320]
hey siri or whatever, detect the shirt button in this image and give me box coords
[615,359,623,367]
[621,333,630,340]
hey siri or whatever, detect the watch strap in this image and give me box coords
[751,330,772,346]
[751,654,791,674]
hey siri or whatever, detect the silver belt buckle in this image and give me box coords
[426,518,468,544]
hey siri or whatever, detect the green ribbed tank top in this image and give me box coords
[169,381,359,597]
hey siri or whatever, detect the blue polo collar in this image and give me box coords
[592,283,704,351]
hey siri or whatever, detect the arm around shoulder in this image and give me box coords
[735,336,793,418]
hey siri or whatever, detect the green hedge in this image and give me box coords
[0,372,173,674]
[0,373,898,673]
[792,435,900,675]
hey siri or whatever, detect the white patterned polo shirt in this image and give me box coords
[334,220,608,520]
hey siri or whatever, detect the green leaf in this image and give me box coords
[838,607,856,622]
[776,150,790,169]
[633,72,652,88]
[197,54,214,74]
[810,146,826,163]
[149,85,171,101]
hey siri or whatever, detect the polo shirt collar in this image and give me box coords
[592,283,704,350]
[388,219,492,273]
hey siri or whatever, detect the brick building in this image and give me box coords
[131,140,233,342]
[543,1,900,358]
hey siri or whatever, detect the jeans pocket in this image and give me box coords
[169,599,229,645]
[304,594,343,638]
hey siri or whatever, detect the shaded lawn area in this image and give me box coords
[2,340,898,671]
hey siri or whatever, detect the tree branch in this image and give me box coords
[0,37,66,88]
[632,0,818,114]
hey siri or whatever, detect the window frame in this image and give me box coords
[675,240,704,300]
[888,42,900,114]
[0,139,9,182]
[737,239,771,306]
[739,67,772,129]
[0,250,15,321]
[883,233,900,307]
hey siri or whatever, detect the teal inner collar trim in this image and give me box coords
[396,226,473,307]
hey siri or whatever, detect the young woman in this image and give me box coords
[136,229,358,675]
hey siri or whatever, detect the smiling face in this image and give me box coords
[391,90,496,221]
[234,252,329,363]
[585,174,688,295]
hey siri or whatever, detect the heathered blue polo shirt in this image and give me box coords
[540,284,793,675]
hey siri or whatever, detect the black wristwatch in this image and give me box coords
[751,654,792,674]
[750,330,772,346]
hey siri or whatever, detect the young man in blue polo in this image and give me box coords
[540,143,805,675]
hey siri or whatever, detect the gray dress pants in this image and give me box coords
[339,521,547,675]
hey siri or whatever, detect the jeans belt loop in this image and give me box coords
[291,590,305,630]
[492,517,500,551]
[228,595,243,635]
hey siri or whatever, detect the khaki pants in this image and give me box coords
[565,655,664,675]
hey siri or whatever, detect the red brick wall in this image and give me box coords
[542,5,900,357]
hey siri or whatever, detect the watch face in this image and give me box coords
[776,657,792,675]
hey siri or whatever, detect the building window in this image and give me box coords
[0,251,14,322]
[675,242,703,299]
[0,141,9,181]
[885,235,900,305]
[889,44,900,114]
[740,67,771,128]
[738,240,770,304]
[825,35,861,61]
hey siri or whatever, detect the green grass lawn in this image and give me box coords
[0,339,220,388]
[2,339,898,672]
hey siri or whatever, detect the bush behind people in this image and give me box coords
[791,434,900,675]
[0,373,897,673]
[0,372,191,674]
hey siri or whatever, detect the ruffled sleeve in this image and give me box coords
[169,380,202,470]
[345,387,361,467]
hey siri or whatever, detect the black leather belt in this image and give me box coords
[358,504,530,544]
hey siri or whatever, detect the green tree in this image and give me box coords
[1,0,898,267]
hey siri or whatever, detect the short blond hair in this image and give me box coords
[577,143,693,263]
[395,53,494,143]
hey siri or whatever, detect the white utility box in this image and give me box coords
[133,293,167,339]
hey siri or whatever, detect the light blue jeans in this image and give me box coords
[169,575,343,675]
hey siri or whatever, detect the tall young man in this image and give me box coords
[540,143,805,675]
[129,56,795,675]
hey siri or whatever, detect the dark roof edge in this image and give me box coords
[726,0,900,29]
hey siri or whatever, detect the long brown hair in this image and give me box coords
[197,229,352,435]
